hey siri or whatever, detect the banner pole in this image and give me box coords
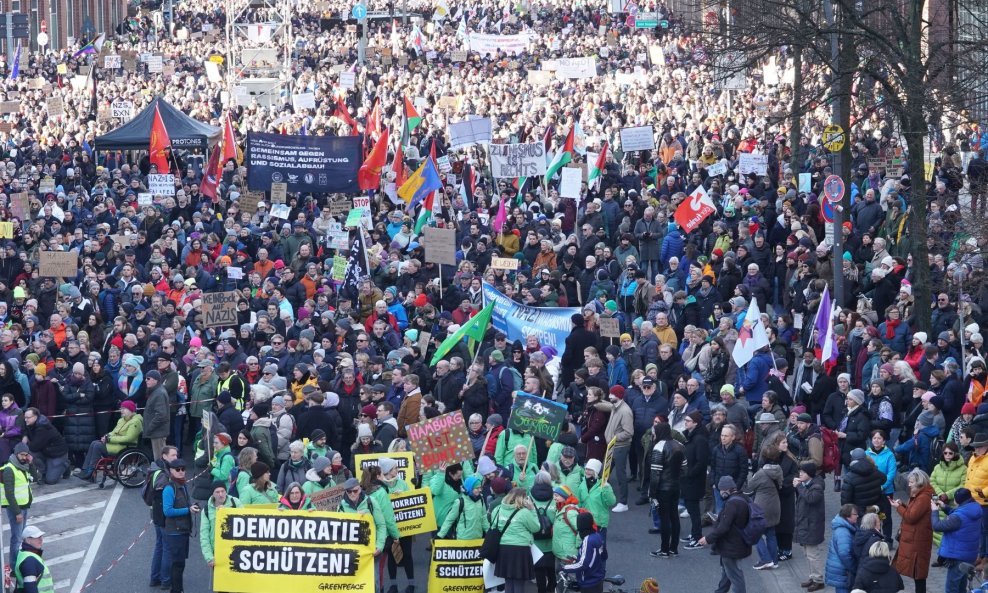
[480,426,493,459]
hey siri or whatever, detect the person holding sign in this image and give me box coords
[577,459,616,543]
[200,481,240,570]
[338,477,388,558]
[437,475,490,539]
[508,444,539,492]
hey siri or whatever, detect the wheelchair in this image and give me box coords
[93,446,153,489]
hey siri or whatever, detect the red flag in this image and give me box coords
[221,112,239,164]
[149,104,171,174]
[334,97,360,136]
[673,185,717,233]
[200,148,221,202]
[392,141,407,187]
[358,129,389,191]
[367,99,382,139]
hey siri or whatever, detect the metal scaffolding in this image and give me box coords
[225,0,293,107]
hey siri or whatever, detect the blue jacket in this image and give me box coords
[607,358,629,389]
[659,228,684,266]
[825,515,858,589]
[877,321,910,355]
[388,302,409,331]
[563,531,606,587]
[865,446,897,495]
[933,500,981,563]
[738,351,773,404]
[894,425,941,473]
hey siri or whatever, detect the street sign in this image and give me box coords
[634,12,658,27]
[822,124,845,153]
[351,4,367,19]
[823,174,845,203]
[36,32,48,48]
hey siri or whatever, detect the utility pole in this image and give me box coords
[823,0,844,300]
[357,0,368,66]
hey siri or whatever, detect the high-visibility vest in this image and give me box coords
[0,463,31,507]
[218,374,244,410]
[14,550,53,593]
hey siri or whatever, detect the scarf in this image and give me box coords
[118,370,144,400]
[884,318,901,339]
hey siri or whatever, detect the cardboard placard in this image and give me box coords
[0,222,14,239]
[8,192,28,219]
[507,392,569,441]
[39,251,77,278]
[46,97,65,118]
[0,102,17,114]
[416,330,431,354]
[104,55,121,69]
[331,255,347,280]
[201,290,239,327]
[406,411,474,471]
[147,55,163,73]
[309,484,346,511]
[329,200,350,216]
[598,316,621,338]
[422,226,457,266]
[491,256,519,270]
[38,177,55,194]
[147,174,175,195]
[269,183,287,204]
[0,121,12,134]
[239,190,261,215]
[451,50,467,62]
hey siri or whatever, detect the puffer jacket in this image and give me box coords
[0,403,22,440]
[105,414,144,455]
[893,424,940,473]
[865,446,897,495]
[840,458,886,513]
[437,493,489,540]
[931,458,968,502]
[934,499,982,563]
[276,457,311,494]
[60,377,97,453]
[794,475,826,545]
[681,425,710,500]
[648,438,685,497]
[824,515,858,589]
[744,463,782,527]
[709,442,748,491]
[853,555,904,593]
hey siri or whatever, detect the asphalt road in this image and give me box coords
[28,470,951,593]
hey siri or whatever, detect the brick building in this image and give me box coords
[2,0,129,51]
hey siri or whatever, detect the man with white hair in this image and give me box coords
[634,206,663,280]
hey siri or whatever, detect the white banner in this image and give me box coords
[448,118,492,150]
[147,174,175,196]
[490,143,547,179]
[739,153,769,176]
[468,33,531,56]
[292,92,316,111]
[559,167,582,199]
[619,125,655,152]
[554,57,597,79]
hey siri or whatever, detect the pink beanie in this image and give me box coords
[190,336,202,347]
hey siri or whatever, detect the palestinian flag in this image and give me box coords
[545,127,574,183]
[589,141,608,190]
[404,97,422,134]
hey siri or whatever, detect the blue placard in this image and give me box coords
[245,132,362,194]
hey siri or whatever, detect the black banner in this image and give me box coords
[245,132,361,194]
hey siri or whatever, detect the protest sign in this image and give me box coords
[270,182,288,204]
[0,102,18,114]
[46,97,65,118]
[147,174,175,196]
[507,393,568,441]
[270,204,290,220]
[111,100,134,120]
[227,267,244,280]
[353,452,416,484]
[619,125,655,152]
[673,185,717,233]
[407,411,474,470]
[598,316,621,338]
[468,33,531,56]
[489,143,547,178]
[554,57,597,79]
[39,251,77,278]
[340,71,356,90]
[451,50,467,62]
[310,485,346,511]
[147,55,163,72]
[331,255,347,280]
[239,190,260,215]
[491,257,520,270]
[527,70,554,85]
[798,172,812,193]
[246,133,361,194]
[201,290,239,327]
[0,222,12,239]
[328,223,350,250]
[559,167,582,198]
[104,55,121,69]
[213,508,375,593]
[707,161,728,177]
[292,92,316,111]
[448,118,492,150]
[429,539,484,593]
[422,226,457,266]
[344,208,367,228]
[738,153,769,176]
[137,192,153,207]
[8,193,28,219]
[389,488,437,537]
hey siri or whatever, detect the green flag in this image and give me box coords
[430,302,495,366]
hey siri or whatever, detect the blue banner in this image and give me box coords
[481,282,580,376]
[246,132,362,194]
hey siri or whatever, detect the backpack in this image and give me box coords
[480,508,520,562]
[267,422,280,455]
[443,497,467,540]
[736,495,767,546]
[533,502,554,540]
[501,366,523,391]
[141,468,163,507]
[819,427,841,475]
[229,467,241,498]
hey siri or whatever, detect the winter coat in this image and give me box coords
[143,385,170,439]
[59,378,97,452]
[552,503,582,562]
[681,425,710,500]
[825,515,858,589]
[239,481,280,506]
[579,405,610,461]
[489,502,541,547]
[338,492,388,551]
[853,555,904,593]
[841,458,887,513]
[933,499,982,563]
[429,470,465,520]
[438,493,489,540]
[494,428,530,468]
[745,464,782,527]
[249,417,276,467]
[577,478,616,528]
[200,495,241,563]
[894,424,940,473]
[0,404,22,441]
[461,378,489,424]
[105,414,144,455]
[705,493,752,559]
[891,484,933,580]
[297,405,343,451]
[840,406,872,467]
[866,446,897,495]
[648,438,685,497]
[794,475,826,545]
[366,481,402,542]
[209,446,236,488]
[709,442,748,491]
[931,458,968,502]
[276,457,311,494]
[530,484,557,554]
[23,416,67,458]
[216,404,244,438]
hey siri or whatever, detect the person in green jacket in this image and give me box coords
[437,475,490,539]
[338,477,388,556]
[77,401,144,479]
[232,448,257,498]
[304,429,330,461]
[209,433,236,489]
[931,442,968,548]
[554,447,585,499]
[495,427,531,467]
[428,462,464,520]
[239,462,280,506]
[490,487,542,588]
[550,486,583,566]
[278,482,313,510]
[531,471,558,593]
[303,456,336,495]
[576,458,615,542]
[201,481,240,568]
[508,444,539,492]
[363,460,411,593]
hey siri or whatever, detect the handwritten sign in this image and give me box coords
[270,183,287,204]
[406,411,474,471]
[46,97,65,118]
[147,174,175,196]
[422,226,457,266]
[0,222,13,238]
[331,255,347,280]
[39,251,77,278]
[738,153,769,176]
[491,257,520,270]
[598,316,621,338]
[507,393,568,441]
[104,55,121,69]
[309,484,346,511]
[201,290,239,328]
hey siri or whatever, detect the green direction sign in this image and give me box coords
[635,18,658,28]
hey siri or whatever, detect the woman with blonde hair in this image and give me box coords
[490,487,542,593]
[852,540,904,593]
[890,469,933,593]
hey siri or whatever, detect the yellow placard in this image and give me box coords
[428,539,484,593]
[213,507,375,593]
[0,222,13,238]
[56,64,67,75]
[924,162,935,181]
[209,55,225,64]
[353,452,415,483]
[389,488,436,537]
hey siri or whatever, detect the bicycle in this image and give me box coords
[557,571,627,593]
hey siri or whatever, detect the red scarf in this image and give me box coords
[884,318,901,339]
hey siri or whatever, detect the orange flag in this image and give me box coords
[358,128,389,191]
[149,104,171,174]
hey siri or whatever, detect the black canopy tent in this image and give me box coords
[93,97,221,153]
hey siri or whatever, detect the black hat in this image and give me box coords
[145,370,162,381]
[169,458,187,470]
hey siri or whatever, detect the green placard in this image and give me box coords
[332,255,347,280]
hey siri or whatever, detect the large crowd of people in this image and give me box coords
[0,0,987,593]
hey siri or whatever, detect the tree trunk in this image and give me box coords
[903,108,932,333]
[789,44,803,176]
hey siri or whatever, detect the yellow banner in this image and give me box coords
[354,452,416,483]
[428,539,485,593]
[390,488,436,537]
[213,507,376,593]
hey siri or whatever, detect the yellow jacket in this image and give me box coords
[964,453,988,505]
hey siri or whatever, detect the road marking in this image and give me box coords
[55,579,71,590]
[45,525,96,543]
[34,485,98,503]
[70,483,122,593]
[47,551,85,566]
[0,503,105,532]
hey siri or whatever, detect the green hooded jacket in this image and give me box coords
[489,502,541,547]
[577,479,616,528]
[200,495,241,563]
[437,493,490,539]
